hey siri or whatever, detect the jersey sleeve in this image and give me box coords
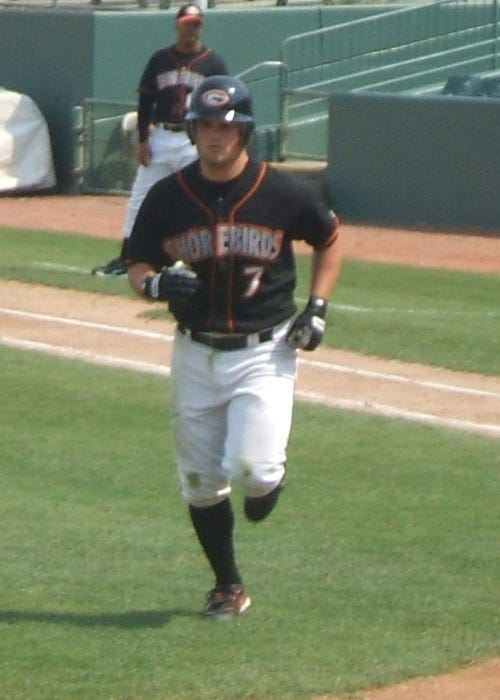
[127,181,176,271]
[136,53,160,141]
[290,181,339,249]
[194,49,229,78]
[137,52,159,97]
[137,92,154,143]
[212,52,229,75]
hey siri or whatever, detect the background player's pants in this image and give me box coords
[122,127,197,238]
[170,321,297,508]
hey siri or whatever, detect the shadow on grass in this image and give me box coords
[0,608,199,627]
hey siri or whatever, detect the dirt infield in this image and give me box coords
[2,194,500,439]
[2,193,500,273]
[1,194,499,698]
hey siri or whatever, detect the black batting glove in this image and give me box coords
[142,262,200,302]
[286,296,328,351]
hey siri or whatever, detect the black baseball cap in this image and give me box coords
[177,4,204,23]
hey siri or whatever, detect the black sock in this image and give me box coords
[120,238,130,261]
[244,477,285,522]
[189,499,242,587]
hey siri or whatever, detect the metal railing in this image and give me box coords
[284,0,499,91]
[280,0,500,158]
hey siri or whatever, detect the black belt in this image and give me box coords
[156,122,184,132]
[178,325,274,351]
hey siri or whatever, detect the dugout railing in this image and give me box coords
[280,0,500,159]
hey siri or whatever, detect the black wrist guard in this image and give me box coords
[286,296,328,351]
[142,263,200,302]
[306,296,328,318]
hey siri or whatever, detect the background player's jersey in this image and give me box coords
[128,159,339,334]
[137,46,228,141]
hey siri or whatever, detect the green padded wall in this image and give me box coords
[92,8,336,100]
[91,8,322,130]
[327,91,500,231]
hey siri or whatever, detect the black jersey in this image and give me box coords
[137,45,228,142]
[128,159,339,334]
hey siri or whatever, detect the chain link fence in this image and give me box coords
[74,99,137,194]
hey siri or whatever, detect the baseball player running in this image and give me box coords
[127,75,342,619]
[92,3,228,277]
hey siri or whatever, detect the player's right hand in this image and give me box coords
[142,262,200,302]
[137,141,152,167]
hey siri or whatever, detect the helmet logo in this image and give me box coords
[201,89,230,108]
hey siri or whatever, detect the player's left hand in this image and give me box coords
[286,296,328,351]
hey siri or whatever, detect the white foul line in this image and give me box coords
[0,335,171,377]
[2,307,498,400]
[1,306,499,438]
[295,389,500,439]
[32,261,92,274]
[298,358,500,400]
[0,307,172,341]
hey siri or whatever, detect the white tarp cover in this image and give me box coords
[0,88,56,192]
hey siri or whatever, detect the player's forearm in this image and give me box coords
[310,235,342,302]
[137,93,154,142]
[128,262,156,298]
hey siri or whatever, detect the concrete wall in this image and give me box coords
[0,10,93,189]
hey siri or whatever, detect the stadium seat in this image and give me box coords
[480,77,500,98]
[440,75,483,97]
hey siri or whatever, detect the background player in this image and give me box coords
[126,75,342,619]
[92,3,228,277]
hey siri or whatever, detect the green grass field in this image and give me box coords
[1,227,499,374]
[1,349,498,699]
[0,226,499,699]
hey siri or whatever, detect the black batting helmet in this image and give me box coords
[185,75,254,145]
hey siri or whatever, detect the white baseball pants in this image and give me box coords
[122,127,197,238]
[170,322,297,507]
